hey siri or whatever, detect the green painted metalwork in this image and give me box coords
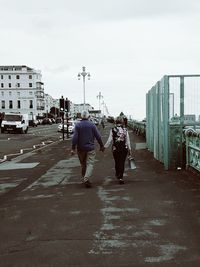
[184,128,200,171]
[146,74,200,170]
[163,76,170,170]
[179,76,184,168]
[128,120,146,137]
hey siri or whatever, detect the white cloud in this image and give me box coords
[0,0,200,119]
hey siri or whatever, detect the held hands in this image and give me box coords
[71,149,76,156]
[71,147,105,154]
[128,149,133,157]
[99,146,105,152]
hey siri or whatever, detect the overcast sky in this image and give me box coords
[1,0,200,119]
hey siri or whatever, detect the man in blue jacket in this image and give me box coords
[71,110,104,188]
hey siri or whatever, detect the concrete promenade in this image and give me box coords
[0,124,200,266]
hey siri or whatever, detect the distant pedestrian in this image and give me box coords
[71,110,105,188]
[104,116,132,184]
[123,116,128,128]
[101,118,105,129]
[0,112,4,127]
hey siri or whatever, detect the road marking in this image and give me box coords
[0,139,60,163]
[0,162,39,170]
[0,182,19,193]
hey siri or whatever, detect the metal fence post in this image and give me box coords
[179,76,184,168]
[163,75,169,170]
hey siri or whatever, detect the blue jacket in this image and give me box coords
[72,119,103,151]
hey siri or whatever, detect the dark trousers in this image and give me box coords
[113,149,128,179]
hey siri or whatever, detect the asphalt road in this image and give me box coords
[0,124,64,159]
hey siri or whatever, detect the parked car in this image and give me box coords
[29,119,38,127]
[37,119,43,125]
[93,118,99,125]
[57,120,75,134]
[42,118,52,125]
[55,117,62,124]
[90,117,99,125]
[1,113,29,134]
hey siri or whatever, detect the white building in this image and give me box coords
[0,65,45,118]
[52,98,59,108]
[44,93,54,115]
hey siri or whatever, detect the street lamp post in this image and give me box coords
[101,101,105,116]
[78,66,91,110]
[97,91,103,116]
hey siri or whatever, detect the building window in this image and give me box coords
[29,75,32,79]
[29,100,33,109]
[1,83,4,88]
[1,100,5,109]
[1,75,3,79]
[8,75,11,79]
[16,75,20,79]
[9,91,12,96]
[29,91,33,95]
[1,91,4,96]
[17,100,21,109]
[17,83,20,87]
[17,92,20,96]
[9,100,13,109]
[9,83,11,88]
[29,83,32,88]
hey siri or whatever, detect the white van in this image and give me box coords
[1,113,29,134]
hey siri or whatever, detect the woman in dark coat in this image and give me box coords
[104,116,132,184]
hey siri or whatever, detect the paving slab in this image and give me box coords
[0,125,200,266]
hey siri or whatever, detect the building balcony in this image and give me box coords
[35,90,44,98]
[36,82,44,89]
[37,106,45,110]
[36,95,44,99]
[36,86,44,90]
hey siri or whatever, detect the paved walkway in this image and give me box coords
[0,124,200,266]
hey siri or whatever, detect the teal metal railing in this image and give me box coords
[128,120,146,137]
[184,128,200,172]
[146,74,200,170]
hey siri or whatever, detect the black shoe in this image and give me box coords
[84,179,92,188]
[119,178,125,184]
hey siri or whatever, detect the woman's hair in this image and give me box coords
[115,116,123,124]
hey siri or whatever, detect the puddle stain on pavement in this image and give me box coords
[89,179,188,263]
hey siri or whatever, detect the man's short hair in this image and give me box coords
[81,110,90,119]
